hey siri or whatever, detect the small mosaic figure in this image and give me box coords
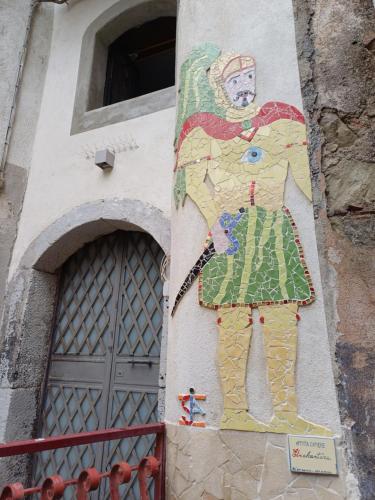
[173,44,331,435]
[178,388,207,427]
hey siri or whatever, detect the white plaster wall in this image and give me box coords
[9,0,174,277]
[167,0,342,435]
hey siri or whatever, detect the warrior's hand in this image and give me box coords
[209,220,229,254]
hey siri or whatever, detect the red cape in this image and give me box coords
[175,101,305,164]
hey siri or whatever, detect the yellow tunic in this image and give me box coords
[175,119,315,308]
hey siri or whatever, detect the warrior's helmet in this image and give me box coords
[209,52,256,118]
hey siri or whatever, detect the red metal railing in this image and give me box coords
[0,422,165,499]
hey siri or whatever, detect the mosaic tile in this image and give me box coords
[178,388,207,427]
[172,44,330,435]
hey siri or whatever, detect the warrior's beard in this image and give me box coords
[233,90,255,107]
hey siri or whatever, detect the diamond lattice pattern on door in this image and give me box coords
[32,232,164,500]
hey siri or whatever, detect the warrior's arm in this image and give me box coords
[285,121,312,202]
[176,127,219,226]
[185,161,219,227]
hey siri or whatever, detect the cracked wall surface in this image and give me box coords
[166,424,347,500]
[292,1,375,498]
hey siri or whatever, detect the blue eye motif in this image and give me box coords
[241,146,264,164]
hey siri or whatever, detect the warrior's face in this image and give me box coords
[224,66,256,108]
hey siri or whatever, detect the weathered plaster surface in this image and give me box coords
[6,5,54,171]
[0,165,27,321]
[167,424,347,500]
[0,267,58,482]
[0,0,32,176]
[0,3,53,321]
[293,0,375,497]
[0,388,11,442]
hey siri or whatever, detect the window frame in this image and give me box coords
[70,0,176,135]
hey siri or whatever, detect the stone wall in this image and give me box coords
[166,425,346,499]
[0,0,32,322]
[293,1,375,498]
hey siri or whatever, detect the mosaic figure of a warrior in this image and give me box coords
[173,43,331,435]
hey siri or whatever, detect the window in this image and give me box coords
[71,0,177,135]
[103,17,176,106]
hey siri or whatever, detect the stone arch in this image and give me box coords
[0,199,170,475]
[21,198,170,273]
[71,0,177,133]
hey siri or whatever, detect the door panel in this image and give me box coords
[52,234,118,356]
[100,232,164,498]
[117,232,163,359]
[102,388,159,498]
[36,384,103,480]
[33,232,164,499]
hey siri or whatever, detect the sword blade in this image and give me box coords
[171,242,216,316]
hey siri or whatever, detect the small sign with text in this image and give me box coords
[288,435,338,475]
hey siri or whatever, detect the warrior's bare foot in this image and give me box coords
[269,412,332,436]
[220,409,270,432]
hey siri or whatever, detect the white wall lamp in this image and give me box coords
[95,149,115,170]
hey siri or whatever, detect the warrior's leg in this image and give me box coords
[217,306,269,432]
[259,303,332,436]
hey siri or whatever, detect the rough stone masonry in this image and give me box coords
[293,0,375,497]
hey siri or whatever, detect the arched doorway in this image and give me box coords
[33,230,164,498]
